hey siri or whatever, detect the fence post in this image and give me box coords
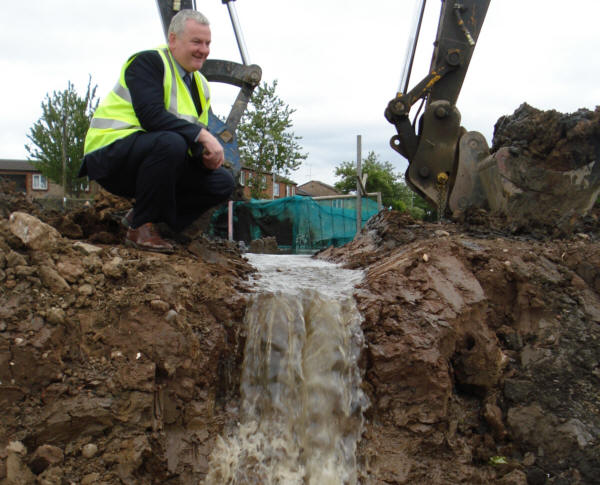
[228,200,234,241]
[61,114,67,210]
[356,135,362,234]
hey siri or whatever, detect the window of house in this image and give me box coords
[80,180,90,192]
[262,175,267,185]
[32,174,47,190]
[239,171,245,186]
[286,185,291,197]
[273,183,280,197]
[291,186,295,196]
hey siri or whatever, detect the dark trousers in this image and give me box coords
[83,131,235,232]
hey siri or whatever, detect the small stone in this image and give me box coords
[47,307,66,325]
[81,443,98,459]
[484,403,506,439]
[81,473,101,485]
[166,309,178,322]
[39,265,70,293]
[7,441,27,456]
[9,212,61,251]
[150,299,170,313]
[6,441,35,483]
[422,253,429,262]
[110,350,124,360]
[434,230,450,237]
[57,261,84,283]
[522,452,536,466]
[30,444,64,474]
[14,265,36,277]
[102,256,124,279]
[73,241,103,255]
[78,283,95,296]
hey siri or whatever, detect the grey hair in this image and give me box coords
[168,9,210,37]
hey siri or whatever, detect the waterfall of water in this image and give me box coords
[204,255,368,485]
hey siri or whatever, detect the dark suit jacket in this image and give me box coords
[80,50,204,180]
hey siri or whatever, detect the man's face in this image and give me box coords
[168,19,211,72]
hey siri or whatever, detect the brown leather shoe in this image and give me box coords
[125,222,174,253]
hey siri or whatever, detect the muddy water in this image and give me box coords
[204,255,368,484]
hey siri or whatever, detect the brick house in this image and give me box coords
[0,159,62,199]
[0,159,95,200]
[238,165,297,200]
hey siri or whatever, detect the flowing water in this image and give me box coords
[204,254,368,485]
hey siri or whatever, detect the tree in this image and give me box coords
[25,77,98,196]
[333,151,430,219]
[237,80,307,197]
[334,151,404,209]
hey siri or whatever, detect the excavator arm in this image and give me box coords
[385,0,490,215]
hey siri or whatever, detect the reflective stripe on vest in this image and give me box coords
[84,46,211,154]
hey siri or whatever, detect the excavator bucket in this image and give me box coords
[449,127,600,232]
[448,131,494,214]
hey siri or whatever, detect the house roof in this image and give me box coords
[240,165,297,185]
[0,159,38,172]
[296,180,340,197]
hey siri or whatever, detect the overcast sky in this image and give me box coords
[1,0,599,187]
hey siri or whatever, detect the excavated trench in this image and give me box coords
[0,104,599,484]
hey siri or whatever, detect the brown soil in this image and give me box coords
[319,209,600,485]
[0,185,254,484]
[1,105,599,484]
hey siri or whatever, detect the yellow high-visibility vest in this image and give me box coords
[84,45,210,155]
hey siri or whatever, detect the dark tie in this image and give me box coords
[183,73,202,115]
[184,73,193,91]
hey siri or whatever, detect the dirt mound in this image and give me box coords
[0,189,254,483]
[492,103,600,172]
[319,210,600,484]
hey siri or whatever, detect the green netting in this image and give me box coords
[210,195,380,252]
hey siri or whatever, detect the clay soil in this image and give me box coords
[1,105,599,484]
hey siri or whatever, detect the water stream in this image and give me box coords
[204,254,368,484]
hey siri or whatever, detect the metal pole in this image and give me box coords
[398,0,427,95]
[61,114,67,210]
[356,135,362,234]
[228,200,234,241]
[224,1,251,65]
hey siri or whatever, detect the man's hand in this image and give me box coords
[196,128,224,170]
